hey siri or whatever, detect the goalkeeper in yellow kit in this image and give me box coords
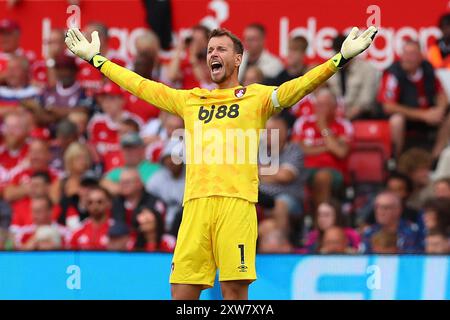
[65,25,377,300]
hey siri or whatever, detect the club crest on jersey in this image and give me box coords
[234,88,246,98]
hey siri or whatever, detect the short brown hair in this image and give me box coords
[246,23,266,36]
[209,28,244,55]
[397,148,432,174]
[289,35,308,52]
[371,230,398,249]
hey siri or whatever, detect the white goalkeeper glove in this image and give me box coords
[65,28,108,69]
[333,26,378,68]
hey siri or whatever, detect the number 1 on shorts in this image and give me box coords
[238,244,245,265]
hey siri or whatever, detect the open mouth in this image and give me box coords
[210,61,223,74]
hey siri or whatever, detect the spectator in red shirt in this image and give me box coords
[377,40,449,159]
[31,28,66,88]
[134,208,175,252]
[4,139,59,224]
[77,22,126,95]
[87,82,142,172]
[0,111,30,194]
[0,19,36,85]
[69,185,113,250]
[167,25,213,89]
[293,88,353,208]
[7,171,56,236]
[125,30,162,122]
[15,195,68,250]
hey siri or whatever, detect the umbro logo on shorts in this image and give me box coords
[237,265,248,273]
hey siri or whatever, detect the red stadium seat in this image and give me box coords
[347,146,386,184]
[352,120,392,159]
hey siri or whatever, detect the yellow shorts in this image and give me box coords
[169,196,258,288]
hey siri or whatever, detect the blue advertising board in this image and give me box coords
[0,252,449,299]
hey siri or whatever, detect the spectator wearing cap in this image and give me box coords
[0,18,36,84]
[68,185,114,250]
[240,23,283,81]
[134,207,175,252]
[87,82,143,172]
[0,111,30,195]
[4,140,61,229]
[427,13,450,69]
[34,54,93,125]
[107,221,135,251]
[361,191,423,253]
[15,195,69,250]
[292,88,353,209]
[327,33,379,120]
[101,133,160,195]
[0,55,40,116]
[146,139,185,234]
[111,167,166,232]
[107,220,133,251]
[377,40,449,159]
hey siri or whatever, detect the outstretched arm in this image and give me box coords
[65,28,187,117]
[272,26,378,109]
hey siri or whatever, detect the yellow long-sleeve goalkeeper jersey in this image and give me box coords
[100,58,339,204]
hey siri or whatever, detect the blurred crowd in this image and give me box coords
[0,12,449,255]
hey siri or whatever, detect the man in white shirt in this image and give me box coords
[239,23,283,81]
